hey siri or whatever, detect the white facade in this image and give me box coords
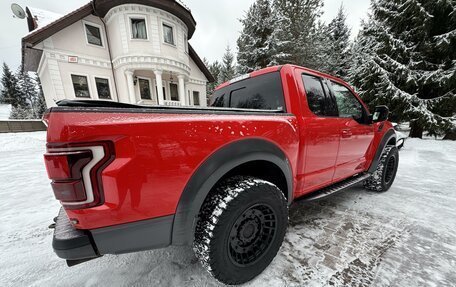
[27,3,210,108]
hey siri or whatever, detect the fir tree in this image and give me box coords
[10,106,33,120]
[35,76,47,118]
[325,4,351,79]
[312,21,333,73]
[16,67,35,114]
[237,0,275,74]
[219,45,236,83]
[204,58,222,98]
[270,0,324,68]
[350,0,456,138]
[1,63,24,108]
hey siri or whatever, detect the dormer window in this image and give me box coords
[131,18,147,39]
[84,23,103,46]
[163,24,174,45]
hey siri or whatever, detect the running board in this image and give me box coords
[300,173,371,202]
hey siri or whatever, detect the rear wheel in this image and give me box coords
[193,176,288,285]
[364,146,399,192]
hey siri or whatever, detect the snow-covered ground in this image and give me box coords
[1,132,455,286]
[0,104,11,119]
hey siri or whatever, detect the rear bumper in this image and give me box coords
[52,208,98,260]
[52,208,174,262]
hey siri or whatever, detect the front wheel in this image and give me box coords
[364,145,399,192]
[193,176,288,285]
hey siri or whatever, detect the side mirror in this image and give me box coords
[372,105,389,123]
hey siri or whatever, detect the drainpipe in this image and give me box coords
[91,1,120,102]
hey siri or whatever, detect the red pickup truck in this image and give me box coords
[44,64,398,285]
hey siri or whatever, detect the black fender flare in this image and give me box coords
[368,128,397,173]
[171,138,293,245]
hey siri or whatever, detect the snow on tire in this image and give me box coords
[364,145,399,192]
[193,176,288,285]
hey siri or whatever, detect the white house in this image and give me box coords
[21,0,214,108]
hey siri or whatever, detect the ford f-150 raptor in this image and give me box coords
[43,64,399,285]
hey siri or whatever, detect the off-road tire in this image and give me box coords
[364,145,399,192]
[193,176,288,285]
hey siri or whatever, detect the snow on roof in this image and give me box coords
[28,7,63,30]
[176,0,191,11]
[0,104,12,120]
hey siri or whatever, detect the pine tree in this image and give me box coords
[350,0,456,138]
[1,63,24,107]
[219,45,236,83]
[237,0,275,74]
[270,0,324,68]
[325,4,351,79]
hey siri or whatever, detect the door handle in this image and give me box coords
[342,129,352,138]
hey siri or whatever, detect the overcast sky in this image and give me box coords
[0,0,371,71]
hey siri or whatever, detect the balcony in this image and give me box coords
[164,100,181,106]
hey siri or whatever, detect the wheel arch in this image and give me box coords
[171,138,293,245]
[368,128,397,173]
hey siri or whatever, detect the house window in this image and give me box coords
[85,23,102,46]
[170,83,179,101]
[95,77,111,99]
[71,75,90,98]
[131,18,147,39]
[138,78,151,100]
[184,34,188,53]
[163,24,174,45]
[193,91,200,106]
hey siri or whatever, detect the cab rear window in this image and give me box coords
[209,72,285,111]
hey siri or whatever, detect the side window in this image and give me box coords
[302,74,326,116]
[331,82,363,120]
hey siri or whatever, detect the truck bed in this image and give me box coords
[45,100,299,230]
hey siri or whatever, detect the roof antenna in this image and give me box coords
[11,3,26,19]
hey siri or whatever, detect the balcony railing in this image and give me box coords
[164,100,181,106]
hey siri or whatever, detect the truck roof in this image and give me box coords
[214,64,350,92]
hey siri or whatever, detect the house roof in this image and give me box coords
[26,7,63,32]
[22,0,214,82]
[93,0,196,37]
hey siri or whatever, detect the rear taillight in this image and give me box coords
[44,142,115,210]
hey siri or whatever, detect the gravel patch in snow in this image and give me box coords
[0,133,455,286]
